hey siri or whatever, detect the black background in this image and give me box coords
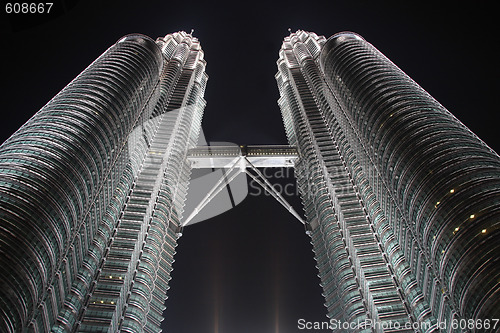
[2,1,498,332]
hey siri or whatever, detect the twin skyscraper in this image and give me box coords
[0,31,498,332]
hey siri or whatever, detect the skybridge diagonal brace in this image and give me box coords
[244,157,306,225]
[182,158,242,226]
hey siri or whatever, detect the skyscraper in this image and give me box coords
[0,31,207,332]
[276,31,500,331]
[1,28,499,333]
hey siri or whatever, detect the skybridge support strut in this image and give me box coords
[183,145,306,227]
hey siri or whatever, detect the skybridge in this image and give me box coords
[187,145,298,169]
[183,145,305,227]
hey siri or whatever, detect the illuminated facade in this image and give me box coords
[0,31,207,332]
[1,28,499,333]
[276,31,500,332]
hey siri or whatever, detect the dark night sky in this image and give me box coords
[2,1,498,332]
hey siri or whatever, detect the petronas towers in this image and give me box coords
[0,30,498,332]
[0,32,207,332]
[277,31,499,332]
